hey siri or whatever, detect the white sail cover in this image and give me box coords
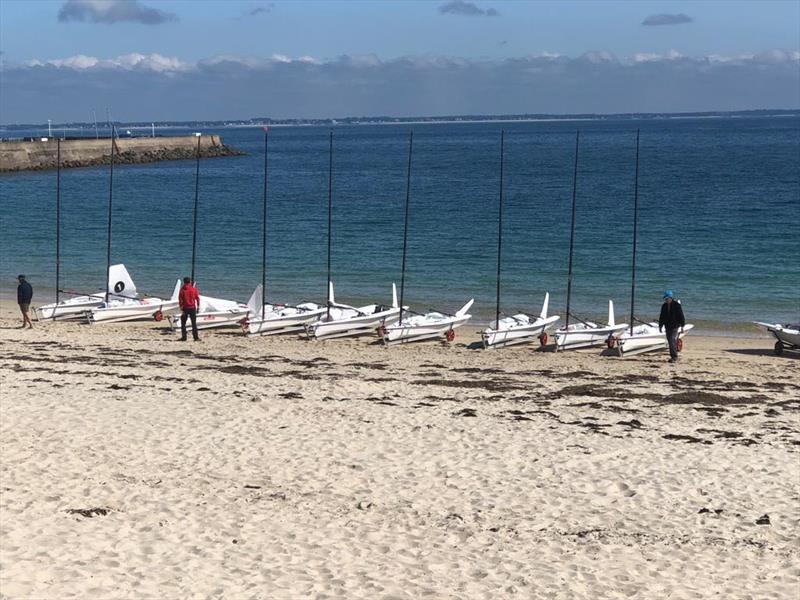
[248,285,264,319]
[108,264,137,299]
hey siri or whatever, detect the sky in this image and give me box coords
[1,0,798,123]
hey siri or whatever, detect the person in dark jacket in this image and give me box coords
[178,277,201,342]
[16,275,33,329]
[658,290,685,362]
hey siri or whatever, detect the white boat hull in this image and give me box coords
[308,307,401,340]
[34,296,105,320]
[88,299,180,324]
[753,322,800,354]
[554,300,627,351]
[380,302,473,345]
[246,305,326,336]
[555,324,628,350]
[306,282,401,340]
[617,323,694,356]
[483,315,560,348]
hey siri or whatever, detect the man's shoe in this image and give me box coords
[180,337,187,342]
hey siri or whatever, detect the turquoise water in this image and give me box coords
[1,117,798,328]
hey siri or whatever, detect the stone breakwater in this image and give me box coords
[0,135,243,172]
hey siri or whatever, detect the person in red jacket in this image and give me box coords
[178,277,201,341]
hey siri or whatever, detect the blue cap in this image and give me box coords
[663,289,674,299]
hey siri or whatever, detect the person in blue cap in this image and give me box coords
[658,290,685,362]
[16,275,34,329]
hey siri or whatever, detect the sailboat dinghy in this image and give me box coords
[554,300,628,351]
[169,290,250,332]
[242,285,327,336]
[306,282,401,340]
[33,263,136,320]
[482,293,560,349]
[87,273,181,325]
[380,299,473,345]
[615,320,695,356]
[753,322,800,356]
[609,130,693,358]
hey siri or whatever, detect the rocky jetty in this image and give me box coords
[0,135,243,172]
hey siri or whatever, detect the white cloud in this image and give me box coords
[23,53,187,72]
[632,50,684,63]
[5,49,798,122]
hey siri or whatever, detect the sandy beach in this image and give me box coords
[0,302,798,599]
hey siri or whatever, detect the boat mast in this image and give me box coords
[398,131,413,325]
[261,128,269,310]
[564,130,580,330]
[190,134,201,283]
[105,127,115,303]
[55,137,61,308]
[326,131,333,319]
[495,130,505,328]
[629,129,640,336]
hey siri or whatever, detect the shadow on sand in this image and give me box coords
[725,348,800,360]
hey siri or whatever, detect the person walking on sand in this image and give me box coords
[178,277,200,342]
[16,275,33,329]
[659,290,685,363]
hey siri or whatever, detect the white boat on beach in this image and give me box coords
[169,291,249,332]
[305,282,401,340]
[615,322,695,356]
[87,277,181,325]
[242,285,327,336]
[754,321,800,355]
[482,293,560,348]
[34,293,105,321]
[554,300,628,351]
[34,264,141,321]
[379,299,474,344]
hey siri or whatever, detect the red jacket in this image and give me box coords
[179,283,200,310]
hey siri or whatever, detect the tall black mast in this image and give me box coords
[564,130,580,330]
[55,138,61,308]
[105,129,115,303]
[261,128,269,308]
[398,131,414,325]
[190,134,201,283]
[326,131,333,319]
[495,130,505,328]
[629,129,641,335]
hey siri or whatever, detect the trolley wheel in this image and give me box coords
[606,336,617,349]
[377,325,387,338]
[538,332,548,347]
[445,329,456,342]
[774,341,784,356]
[239,318,249,334]
[153,310,163,322]
[676,338,684,352]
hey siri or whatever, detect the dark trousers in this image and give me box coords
[666,327,680,359]
[181,308,199,340]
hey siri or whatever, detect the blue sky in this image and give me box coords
[1,1,798,122]
[3,0,798,61]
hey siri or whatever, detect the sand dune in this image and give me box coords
[0,308,798,599]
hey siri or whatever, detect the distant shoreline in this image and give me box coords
[2,109,798,133]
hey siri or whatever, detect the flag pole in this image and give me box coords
[398,131,413,325]
[564,130,580,331]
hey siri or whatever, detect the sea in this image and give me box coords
[1,116,798,332]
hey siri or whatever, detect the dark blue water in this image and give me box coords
[1,117,798,330]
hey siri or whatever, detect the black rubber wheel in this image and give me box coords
[774,341,784,356]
